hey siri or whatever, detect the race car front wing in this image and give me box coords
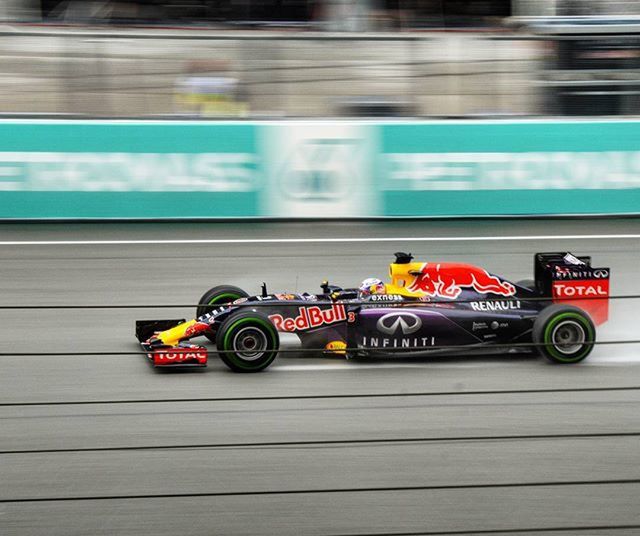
[136,319,208,367]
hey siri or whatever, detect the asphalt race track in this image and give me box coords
[1,219,640,536]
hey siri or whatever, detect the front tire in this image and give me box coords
[196,285,249,342]
[533,304,595,364]
[216,311,279,373]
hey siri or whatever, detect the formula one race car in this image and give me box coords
[135,252,610,372]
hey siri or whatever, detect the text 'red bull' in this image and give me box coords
[408,263,516,299]
[269,304,346,332]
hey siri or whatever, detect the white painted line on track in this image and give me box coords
[2,234,640,246]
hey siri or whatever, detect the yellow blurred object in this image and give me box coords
[325,340,347,354]
[157,320,198,346]
[175,75,248,117]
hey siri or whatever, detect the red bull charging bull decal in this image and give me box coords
[408,263,516,299]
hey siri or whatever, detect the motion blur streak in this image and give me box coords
[1,219,639,535]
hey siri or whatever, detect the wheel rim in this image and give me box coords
[551,320,586,355]
[232,327,268,361]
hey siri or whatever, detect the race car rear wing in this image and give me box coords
[534,252,610,325]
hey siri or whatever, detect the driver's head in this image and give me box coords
[359,277,385,298]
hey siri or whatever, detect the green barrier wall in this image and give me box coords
[380,121,640,216]
[0,121,258,218]
[1,119,639,219]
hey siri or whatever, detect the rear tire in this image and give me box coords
[196,285,249,342]
[216,311,279,373]
[533,304,595,364]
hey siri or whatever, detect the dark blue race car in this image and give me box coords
[135,252,610,372]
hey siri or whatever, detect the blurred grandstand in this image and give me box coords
[0,1,638,117]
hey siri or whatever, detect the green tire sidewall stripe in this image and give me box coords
[543,312,594,362]
[207,293,241,305]
[221,317,278,370]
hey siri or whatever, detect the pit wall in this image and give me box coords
[1,119,640,219]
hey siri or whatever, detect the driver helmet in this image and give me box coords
[359,277,386,298]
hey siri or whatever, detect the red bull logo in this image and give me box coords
[269,304,347,332]
[408,263,516,299]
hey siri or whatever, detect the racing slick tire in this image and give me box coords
[197,285,249,342]
[216,311,279,373]
[533,304,595,364]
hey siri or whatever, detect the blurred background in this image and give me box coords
[1,0,640,118]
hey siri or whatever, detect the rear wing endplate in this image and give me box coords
[534,252,609,325]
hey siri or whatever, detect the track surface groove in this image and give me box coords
[1,219,639,535]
